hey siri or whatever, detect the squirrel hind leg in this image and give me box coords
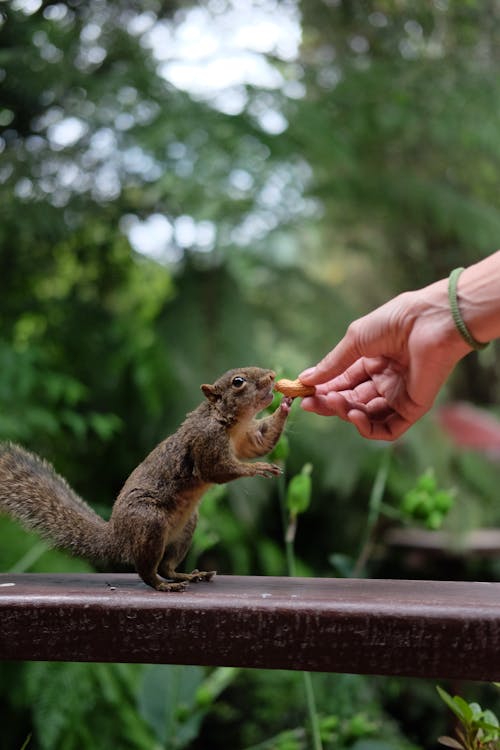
[159,565,216,583]
[157,517,216,584]
[130,521,188,592]
[135,556,188,592]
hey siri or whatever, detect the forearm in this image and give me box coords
[454,250,500,346]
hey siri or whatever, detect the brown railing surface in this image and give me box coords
[1,573,499,681]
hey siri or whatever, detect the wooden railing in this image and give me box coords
[1,573,500,681]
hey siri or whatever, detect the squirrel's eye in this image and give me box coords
[232,376,246,388]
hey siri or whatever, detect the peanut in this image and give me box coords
[274,378,316,399]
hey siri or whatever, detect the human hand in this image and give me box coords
[299,281,470,440]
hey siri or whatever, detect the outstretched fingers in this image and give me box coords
[302,358,392,420]
[346,409,411,441]
[301,391,350,418]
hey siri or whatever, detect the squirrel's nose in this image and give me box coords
[258,371,275,388]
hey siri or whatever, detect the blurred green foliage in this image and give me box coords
[437,685,500,749]
[1,0,500,747]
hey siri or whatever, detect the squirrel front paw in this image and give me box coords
[280,396,293,415]
[253,461,282,477]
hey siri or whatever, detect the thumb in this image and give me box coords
[300,333,362,385]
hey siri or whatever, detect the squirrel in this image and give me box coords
[0,367,292,591]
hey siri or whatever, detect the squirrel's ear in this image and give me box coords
[201,384,220,403]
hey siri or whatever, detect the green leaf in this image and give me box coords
[88,412,123,441]
[329,553,355,578]
[482,709,500,728]
[195,666,239,708]
[468,701,483,721]
[425,509,444,530]
[452,696,474,724]
[347,712,378,737]
[417,468,437,493]
[61,409,88,439]
[286,463,313,516]
[476,717,500,738]
[434,490,454,513]
[436,686,472,724]
[138,664,205,749]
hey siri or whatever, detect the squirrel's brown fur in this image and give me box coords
[0,367,291,591]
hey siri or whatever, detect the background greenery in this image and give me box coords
[1,0,500,747]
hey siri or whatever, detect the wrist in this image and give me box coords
[449,267,488,350]
[410,278,471,360]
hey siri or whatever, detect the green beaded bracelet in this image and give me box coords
[448,267,488,351]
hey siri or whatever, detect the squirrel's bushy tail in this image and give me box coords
[0,443,114,562]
